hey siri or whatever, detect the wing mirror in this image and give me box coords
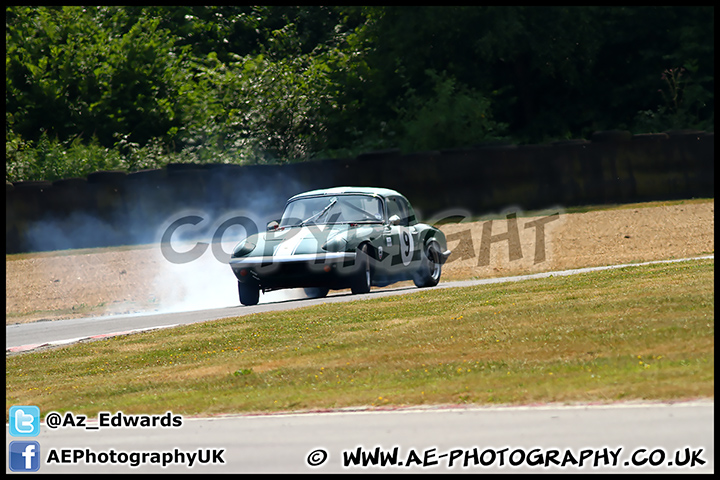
[389,214,401,226]
[267,220,279,231]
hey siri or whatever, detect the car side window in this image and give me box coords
[387,197,410,226]
[404,199,417,226]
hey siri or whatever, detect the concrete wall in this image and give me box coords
[5,130,714,254]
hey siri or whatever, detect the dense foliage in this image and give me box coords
[6,6,714,182]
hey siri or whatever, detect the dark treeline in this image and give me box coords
[6,6,714,182]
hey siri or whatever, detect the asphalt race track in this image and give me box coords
[6,256,714,473]
[6,255,713,353]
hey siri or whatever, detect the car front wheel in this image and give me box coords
[304,287,330,299]
[238,281,260,306]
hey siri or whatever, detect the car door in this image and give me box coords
[384,196,420,275]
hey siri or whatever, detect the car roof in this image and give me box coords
[288,186,405,201]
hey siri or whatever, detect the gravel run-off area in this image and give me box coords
[6,200,714,325]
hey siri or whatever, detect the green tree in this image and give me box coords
[6,6,189,148]
[396,70,508,152]
[5,6,714,182]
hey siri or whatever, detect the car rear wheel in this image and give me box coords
[351,244,372,294]
[238,282,260,306]
[413,241,442,288]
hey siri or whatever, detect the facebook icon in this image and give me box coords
[9,441,41,472]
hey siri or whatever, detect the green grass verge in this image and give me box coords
[6,259,714,420]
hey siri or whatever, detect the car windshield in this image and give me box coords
[279,195,384,227]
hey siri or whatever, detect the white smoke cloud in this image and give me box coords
[18,169,315,318]
[147,238,309,314]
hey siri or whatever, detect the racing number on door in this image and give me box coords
[399,226,414,266]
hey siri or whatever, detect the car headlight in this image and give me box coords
[232,239,256,257]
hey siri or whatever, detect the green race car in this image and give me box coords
[229,187,451,306]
